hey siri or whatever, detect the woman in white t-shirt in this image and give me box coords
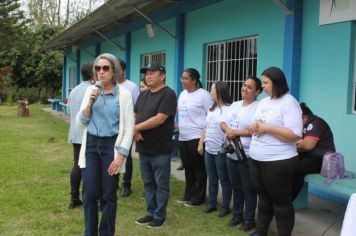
[177,68,212,206]
[248,67,303,236]
[198,81,232,217]
[220,76,262,231]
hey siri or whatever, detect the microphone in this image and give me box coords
[88,81,102,108]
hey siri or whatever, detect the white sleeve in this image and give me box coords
[283,97,303,137]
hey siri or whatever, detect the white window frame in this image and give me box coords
[205,36,258,101]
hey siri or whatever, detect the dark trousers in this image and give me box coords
[292,154,323,200]
[70,143,82,199]
[118,146,133,189]
[249,157,296,236]
[82,134,118,236]
[226,158,257,222]
[179,139,207,203]
[204,152,232,210]
[139,153,171,220]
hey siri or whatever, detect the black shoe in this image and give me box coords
[204,206,217,213]
[239,220,256,232]
[121,187,132,197]
[176,165,184,171]
[68,199,82,209]
[218,208,231,217]
[227,216,243,227]
[135,215,153,225]
[147,219,166,228]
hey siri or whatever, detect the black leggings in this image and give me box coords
[179,139,207,202]
[292,154,323,200]
[249,157,296,236]
[70,143,82,198]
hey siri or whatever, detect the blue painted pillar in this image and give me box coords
[62,56,67,99]
[95,43,101,57]
[174,13,185,95]
[125,32,131,79]
[76,50,81,85]
[283,0,302,100]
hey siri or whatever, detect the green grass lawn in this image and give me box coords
[0,104,253,235]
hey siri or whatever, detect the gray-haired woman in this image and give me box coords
[76,53,134,236]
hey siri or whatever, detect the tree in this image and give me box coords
[0,0,26,66]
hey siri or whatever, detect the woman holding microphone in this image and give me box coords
[77,53,134,236]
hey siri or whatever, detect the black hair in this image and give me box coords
[184,68,203,88]
[246,75,263,93]
[81,63,93,81]
[118,59,127,71]
[300,102,313,116]
[140,78,148,86]
[210,81,232,111]
[261,67,289,98]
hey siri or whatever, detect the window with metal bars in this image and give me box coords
[141,51,166,67]
[205,36,258,101]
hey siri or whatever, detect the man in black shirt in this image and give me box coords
[134,62,177,228]
[292,103,335,200]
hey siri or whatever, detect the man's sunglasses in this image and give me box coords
[94,65,111,72]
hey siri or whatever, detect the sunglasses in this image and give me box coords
[94,65,111,72]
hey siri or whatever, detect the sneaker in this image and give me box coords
[176,199,190,204]
[218,208,231,217]
[204,206,217,213]
[135,215,153,225]
[239,220,256,232]
[147,219,166,228]
[227,216,243,227]
[121,187,132,197]
[184,200,203,207]
[68,199,82,209]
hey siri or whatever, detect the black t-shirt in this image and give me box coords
[135,86,177,155]
[299,115,335,158]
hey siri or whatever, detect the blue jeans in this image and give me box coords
[122,146,132,188]
[226,158,257,221]
[82,134,118,236]
[204,152,232,210]
[139,153,171,220]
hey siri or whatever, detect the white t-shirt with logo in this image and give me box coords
[221,100,258,160]
[249,94,303,161]
[204,106,229,155]
[178,88,212,141]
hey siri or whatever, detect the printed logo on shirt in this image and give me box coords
[306,123,313,131]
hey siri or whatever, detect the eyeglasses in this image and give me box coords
[94,65,111,72]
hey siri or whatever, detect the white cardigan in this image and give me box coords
[76,85,134,174]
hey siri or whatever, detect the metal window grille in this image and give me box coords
[142,51,166,67]
[205,36,258,101]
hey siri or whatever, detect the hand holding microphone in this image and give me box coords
[88,81,102,108]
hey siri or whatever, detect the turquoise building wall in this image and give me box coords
[184,0,286,87]
[300,0,356,172]
[130,18,176,89]
[101,36,125,60]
